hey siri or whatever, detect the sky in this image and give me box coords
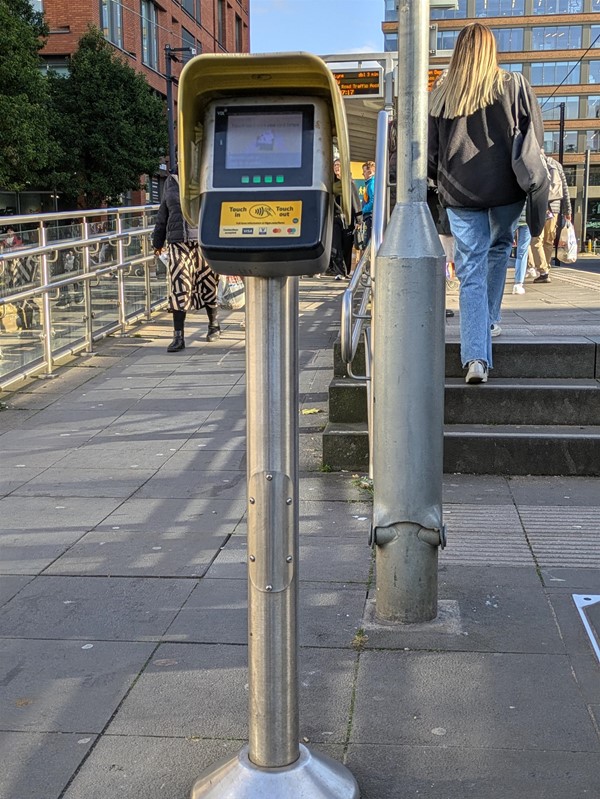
[250,0,384,56]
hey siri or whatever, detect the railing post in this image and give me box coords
[142,209,152,319]
[39,222,54,377]
[371,0,446,623]
[116,214,127,334]
[82,219,94,353]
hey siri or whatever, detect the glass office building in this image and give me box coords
[382,0,600,238]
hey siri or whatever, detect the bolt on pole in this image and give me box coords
[371,0,446,623]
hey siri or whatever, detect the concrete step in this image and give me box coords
[445,424,600,476]
[323,421,600,476]
[329,377,600,426]
[322,422,369,471]
[333,337,600,379]
[446,378,600,426]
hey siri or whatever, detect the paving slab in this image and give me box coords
[0,638,154,732]
[440,503,534,566]
[58,439,189,470]
[134,469,246,501]
[11,467,158,498]
[442,474,512,503]
[164,578,365,647]
[352,650,600,751]
[0,731,96,799]
[345,743,600,799]
[519,506,600,569]
[45,526,231,578]
[0,575,33,607]
[0,576,196,641]
[508,475,600,506]
[0,466,44,497]
[62,735,343,799]
[108,643,356,744]
[364,565,563,654]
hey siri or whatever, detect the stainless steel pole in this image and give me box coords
[246,275,299,768]
[190,274,359,797]
[372,0,445,623]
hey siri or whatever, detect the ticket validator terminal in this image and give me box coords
[178,53,359,798]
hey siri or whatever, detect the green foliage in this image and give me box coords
[0,0,52,190]
[48,27,168,207]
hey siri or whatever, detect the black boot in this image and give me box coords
[206,306,221,342]
[167,331,185,352]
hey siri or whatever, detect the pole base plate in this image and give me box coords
[190,744,359,798]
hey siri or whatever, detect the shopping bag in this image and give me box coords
[557,220,578,264]
[217,275,245,310]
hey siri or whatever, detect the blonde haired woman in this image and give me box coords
[428,23,543,384]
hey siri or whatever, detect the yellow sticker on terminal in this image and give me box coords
[219,201,302,238]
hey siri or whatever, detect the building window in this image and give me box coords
[544,130,578,153]
[31,0,43,11]
[586,129,600,151]
[538,94,579,120]
[384,0,396,21]
[141,1,158,69]
[587,95,600,117]
[530,61,580,85]
[181,27,196,61]
[591,26,600,47]
[385,33,398,52]
[532,0,583,13]
[431,0,467,18]
[218,0,225,46]
[589,60,600,83]
[101,0,123,48]
[501,62,523,72]
[437,29,459,51]
[491,27,524,52]
[235,14,243,51]
[532,26,582,51]
[474,0,525,16]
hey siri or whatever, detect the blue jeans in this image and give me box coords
[514,224,531,285]
[447,201,524,369]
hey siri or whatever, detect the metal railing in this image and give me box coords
[0,205,164,391]
[339,108,391,475]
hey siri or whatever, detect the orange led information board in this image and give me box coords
[428,69,444,91]
[332,69,383,99]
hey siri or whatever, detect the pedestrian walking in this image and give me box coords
[530,153,572,284]
[428,22,544,384]
[152,172,220,352]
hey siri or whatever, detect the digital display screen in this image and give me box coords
[225,113,303,170]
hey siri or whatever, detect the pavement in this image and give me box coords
[0,263,599,799]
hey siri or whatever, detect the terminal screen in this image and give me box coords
[225,112,303,170]
[212,104,314,188]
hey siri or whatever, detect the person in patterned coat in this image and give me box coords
[152,172,220,352]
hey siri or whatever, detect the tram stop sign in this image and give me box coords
[177,52,352,277]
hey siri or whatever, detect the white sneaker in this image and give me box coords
[465,360,488,384]
[512,283,525,295]
[491,323,502,337]
[527,267,538,278]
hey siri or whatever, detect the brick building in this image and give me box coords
[6,1,250,211]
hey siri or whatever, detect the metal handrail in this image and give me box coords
[0,205,162,390]
[339,108,391,377]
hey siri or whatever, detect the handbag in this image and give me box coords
[217,275,245,310]
[511,73,550,237]
[557,220,578,264]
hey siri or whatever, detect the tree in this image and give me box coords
[49,27,168,207]
[0,0,53,191]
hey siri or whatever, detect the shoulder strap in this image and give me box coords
[513,72,532,125]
